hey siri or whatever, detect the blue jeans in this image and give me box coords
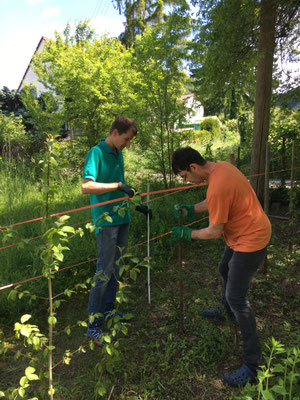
[88,223,129,327]
[219,245,267,371]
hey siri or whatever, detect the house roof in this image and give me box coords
[17,36,49,92]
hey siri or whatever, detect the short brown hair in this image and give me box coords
[110,116,137,136]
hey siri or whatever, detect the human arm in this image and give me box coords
[81,179,137,197]
[191,220,224,240]
[194,199,208,213]
[81,179,120,195]
[171,220,224,242]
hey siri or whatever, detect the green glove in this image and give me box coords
[118,182,137,198]
[174,204,194,219]
[171,226,192,241]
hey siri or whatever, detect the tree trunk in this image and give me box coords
[250,0,276,202]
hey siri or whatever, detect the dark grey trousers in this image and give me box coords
[219,245,267,371]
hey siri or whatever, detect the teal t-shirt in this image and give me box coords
[82,138,131,232]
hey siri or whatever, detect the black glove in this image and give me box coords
[135,204,152,219]
[118,182,137,198]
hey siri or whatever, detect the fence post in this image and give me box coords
[289,140,295,250]
[263,142,270,274]
[178,210,184,334]
[147,181,151,304]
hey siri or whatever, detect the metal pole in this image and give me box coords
[263,142,270,274]
[178,210,184,333]
[147,181,151,305]
[264,142,270,215]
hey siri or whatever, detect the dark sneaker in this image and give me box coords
[87,325,115,347]
[202,306,235,321]
[223,364,256,387]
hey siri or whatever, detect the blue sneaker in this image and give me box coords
[223,364,256,387]
[87,325,115,347]
[202,306,235,321]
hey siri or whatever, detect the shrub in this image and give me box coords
[0,113,31,160]
[199,116,221,139]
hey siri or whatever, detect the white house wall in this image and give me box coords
[18,37,48,94]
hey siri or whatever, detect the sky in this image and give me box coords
[0,0,125,90]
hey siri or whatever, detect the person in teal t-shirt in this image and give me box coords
[81,116,137,346]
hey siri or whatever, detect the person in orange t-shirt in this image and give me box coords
[171,147,271,388]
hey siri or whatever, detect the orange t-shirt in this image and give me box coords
[207,162,271,252]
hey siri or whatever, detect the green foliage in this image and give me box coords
[235,338,300,400]
[0,113,31,160]
[132,12,191,187]
[195,116,222,143]
[1,153,299,398]
[190,0,258,116]
[20,86,66,138]
[269,107,300,146]
[32,28,136,147]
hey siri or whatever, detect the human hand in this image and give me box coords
[136,204,152,219]
[118,182,137,198]
[171,225,192,241]
[174,204,194,219]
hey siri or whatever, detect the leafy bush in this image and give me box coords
[235,338,300,400]
[199,116,221,139]
[0,113,31,159]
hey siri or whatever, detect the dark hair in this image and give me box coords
[172,147,206,174]
[110,116,137,136]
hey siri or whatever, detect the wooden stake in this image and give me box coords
[289,140,295,250]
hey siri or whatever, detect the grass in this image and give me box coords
[0,158,299,399]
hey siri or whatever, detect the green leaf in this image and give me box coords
[21,314,31,324]
[130,269,137,281]
[20,376,28,387]
[20,326,31,337]
[97,385,106,396]
[104,215,113,223]
[118,208,126,217]
[48,387,55,396]
[272,364,285,373]
[121,325,128,335]
[61,226,75,233]
[271,385,288,395]
[104,335,111,343]
[65,327,71,335]
[0,391,5,397]
[27,374,39,381]
[8,289,17,301]
[261,389,275,400]
[48,316,57,325]
[25,366,36,376]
